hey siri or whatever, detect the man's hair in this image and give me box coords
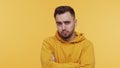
[54,6,75,18]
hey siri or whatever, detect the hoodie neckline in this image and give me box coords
[55,31,85,44]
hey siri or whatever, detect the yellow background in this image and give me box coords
[0,0,120,68]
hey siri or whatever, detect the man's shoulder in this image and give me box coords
[82,39,94,48]
[43,36,56,42]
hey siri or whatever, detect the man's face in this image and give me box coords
[55,12,77,39]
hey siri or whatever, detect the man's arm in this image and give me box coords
[79,41,95,68]
[41,40,80,68]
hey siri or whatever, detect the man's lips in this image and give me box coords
[62,31,68,35]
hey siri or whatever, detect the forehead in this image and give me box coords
[55,12,74,21]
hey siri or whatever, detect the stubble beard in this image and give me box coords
[58,27,75,41]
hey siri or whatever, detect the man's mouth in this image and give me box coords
[62,31,68,35]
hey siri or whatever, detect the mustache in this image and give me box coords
[62,29,67,31]
[62,30,67,32]
[61,30,69,34]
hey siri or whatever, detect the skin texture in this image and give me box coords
[55,12,77,41]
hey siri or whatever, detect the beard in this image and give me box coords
[58,27,75,40]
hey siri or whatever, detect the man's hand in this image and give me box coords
[51,54,55,61]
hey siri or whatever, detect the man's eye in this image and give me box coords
[64,21,70,25]
[56,22,62,25]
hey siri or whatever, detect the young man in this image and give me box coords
[41,6,95,68]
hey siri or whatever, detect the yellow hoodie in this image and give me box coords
[41,32,95,68]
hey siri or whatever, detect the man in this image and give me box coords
[41,6,95,68]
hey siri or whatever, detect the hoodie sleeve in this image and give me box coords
[41,40,80,68]
[79,41,95,68]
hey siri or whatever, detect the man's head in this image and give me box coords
[54,6,77,40]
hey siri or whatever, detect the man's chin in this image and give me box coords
[58,32,70,39]
[61,34,70,39]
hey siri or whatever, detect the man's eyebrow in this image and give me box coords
[56,21,61,23]
[64,21,70,22]
[63,21,71,23]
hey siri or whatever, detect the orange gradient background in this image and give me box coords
[0,0,120,68]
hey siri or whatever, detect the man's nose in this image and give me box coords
[62,24,66,30]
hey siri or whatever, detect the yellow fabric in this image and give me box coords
[41,32,95,68]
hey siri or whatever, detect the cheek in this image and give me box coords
[57,26,62,31]
[67,24,75,30]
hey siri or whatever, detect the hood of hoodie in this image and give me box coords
[55,31,86,44]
